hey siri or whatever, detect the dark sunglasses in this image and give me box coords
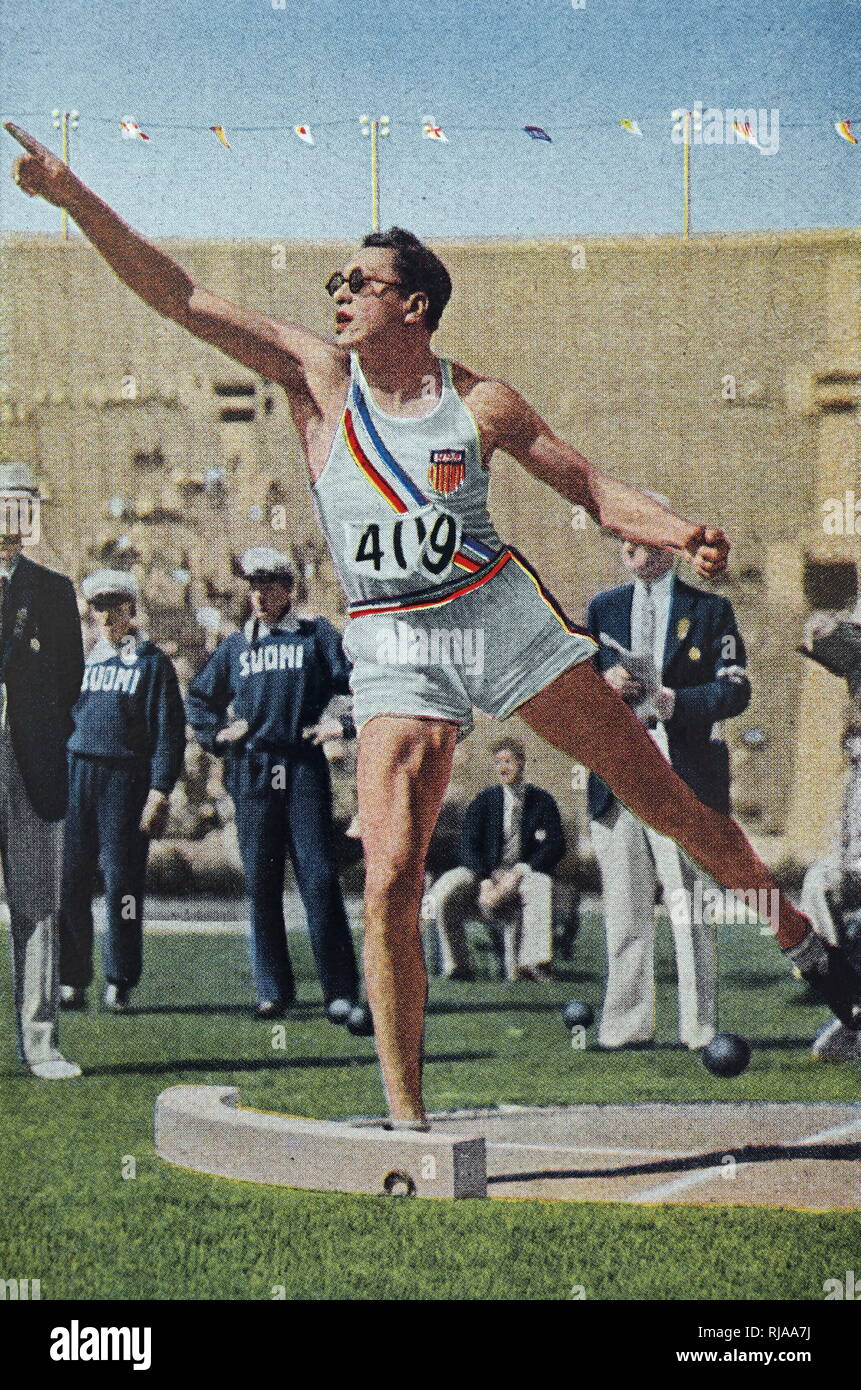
[90,595,129,611]
[325,268,404,297]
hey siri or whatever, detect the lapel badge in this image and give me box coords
[676,618,690,640]
[30,637,40,652]
[689,645,701,661]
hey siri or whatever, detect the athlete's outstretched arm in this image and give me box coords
[5,123,332,391]
[481,378,729,579]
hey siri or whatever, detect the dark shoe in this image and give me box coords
[255,1000,285,1020]
[794,936,861,1030]
[102,983,132,1013]
[345,1003,374,1036]
[326,997,353,1025]
[59,985,87,1011]
[514,964,554,983]
[444,968,476,982]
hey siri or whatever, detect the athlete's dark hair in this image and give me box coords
[361,227,452,332]
[491,737,526,766]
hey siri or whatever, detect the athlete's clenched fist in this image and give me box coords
[685,525,730,580]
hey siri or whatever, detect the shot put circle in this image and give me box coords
[702,1032,752,1077]
[382,1169,417,1197]
[562,999,594,1030]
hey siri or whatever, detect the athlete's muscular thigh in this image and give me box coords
[357,716,457,889]
[518,661,709,843]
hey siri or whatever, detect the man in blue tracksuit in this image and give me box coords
[186,547,359,1021]
[59,570,186,1011]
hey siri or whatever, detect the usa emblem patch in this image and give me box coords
[428,449,466,496]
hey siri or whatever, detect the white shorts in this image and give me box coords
[344,549,597,736]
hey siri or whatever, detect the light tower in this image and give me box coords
[359,115,390,231]
[51,109,79,241]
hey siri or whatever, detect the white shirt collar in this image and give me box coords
[87,632,145,664]
[634,567,675,601]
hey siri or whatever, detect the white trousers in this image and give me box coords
[432,864,553,979]
[0,723,64,1064]
[591,803,717,1048]
[799,848,841,947]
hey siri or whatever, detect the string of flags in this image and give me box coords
[119,118,149,141]
[33,110,861,150]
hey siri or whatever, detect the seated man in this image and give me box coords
[588,533,751,1050]
[433,738,566,981]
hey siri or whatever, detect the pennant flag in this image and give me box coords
[835,119,859,145]
[294,124,314,145]
[620,119,642,136]
[732,121,761,149]
[422,119,448,142]
[120,118,150,141]
[523,125,552,143]
[210,125,231,148]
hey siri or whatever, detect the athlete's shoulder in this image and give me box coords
[449,361,516,408]
[448,364,530,452]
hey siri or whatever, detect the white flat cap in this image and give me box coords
[0,461,40,493]
[82,569,139,602]
[238,547,295,583]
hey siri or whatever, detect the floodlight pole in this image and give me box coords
[51,109,79,241]
[683,110,691,240]
[359,116,390,231]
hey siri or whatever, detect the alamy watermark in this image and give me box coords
[672,103,780,156]
[669,884,779,933]
[0,491,41,546]
[375,624,485,677]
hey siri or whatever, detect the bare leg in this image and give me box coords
[518,662,809,950]
[357,715,458,1120]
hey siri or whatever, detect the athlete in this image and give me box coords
[59,570,185,1012]
[8,123,860,1124]
[186,547,360,1021]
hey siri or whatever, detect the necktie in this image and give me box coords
[636,582,656,660]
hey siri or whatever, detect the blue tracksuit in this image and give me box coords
[185,615,359,1007]
[60,635,186,989]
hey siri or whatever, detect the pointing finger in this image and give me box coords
[4,122,53,159]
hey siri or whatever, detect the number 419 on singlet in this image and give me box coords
[343,507,462,582]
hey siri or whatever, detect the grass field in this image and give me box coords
[2,907,859,1302]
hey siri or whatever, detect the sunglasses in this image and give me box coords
[325,268,404,297]
[90,596,129,612]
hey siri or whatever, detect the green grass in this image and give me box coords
[1,911,858,1301]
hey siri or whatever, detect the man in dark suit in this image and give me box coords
[433,738,566,981]
[588,534,750,1049]
[0,462,84,1077]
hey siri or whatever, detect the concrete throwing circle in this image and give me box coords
[154,1088,860,1206]
[411,1102,861,1207]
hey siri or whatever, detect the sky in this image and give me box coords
[0,0,858,240]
